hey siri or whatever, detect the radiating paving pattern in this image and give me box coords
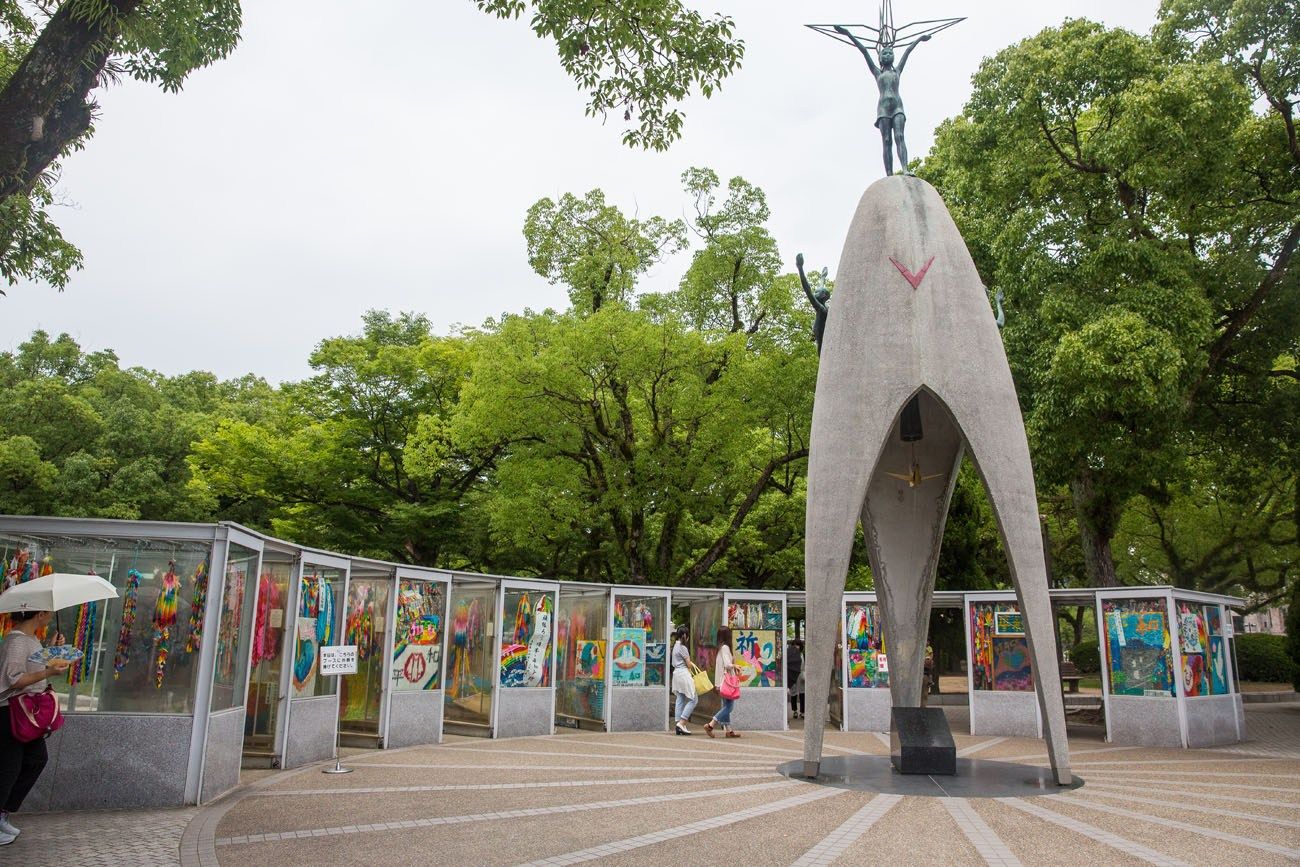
[196,709,1300,867]
[20,704,1297,866]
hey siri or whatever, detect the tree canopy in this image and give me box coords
[0,0,745,292]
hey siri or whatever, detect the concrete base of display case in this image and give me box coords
[284,695,340,768]
[1107,694,1183,747]
[843,687,891,731]
[726,686,787,732]
[970,689,1041,738]
[609,686,668,732]
[496,687,555,738]
[1185,694,1243,747]
[777,754,1084,797]
[27,713,194,810]
[387,689,445,748]
[201,706,246,803]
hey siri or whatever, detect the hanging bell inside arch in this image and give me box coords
[899,394,923,442]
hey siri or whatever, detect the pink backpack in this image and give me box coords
[9,688,64,742]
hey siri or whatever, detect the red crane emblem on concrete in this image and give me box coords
[889,255,935,289]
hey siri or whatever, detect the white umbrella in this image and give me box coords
[0,573,119,614]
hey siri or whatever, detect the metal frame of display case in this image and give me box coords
[491,577,559,738]
[382,566,453,748]
[607,586,673,732]
[336,559,397,747]
[963,591,1042,739]
[553,581,613,730]
[193,525,265,804]
[278,549,352,768]
[721,590,788,732]
[839,592,891,732]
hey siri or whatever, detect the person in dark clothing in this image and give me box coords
[787,639,805,718]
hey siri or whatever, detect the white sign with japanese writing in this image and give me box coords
[319,645,359,676]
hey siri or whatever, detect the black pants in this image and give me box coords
[0,713,48,813]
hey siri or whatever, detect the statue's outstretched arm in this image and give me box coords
[834,25,880,77]
[896,33,930,73]
[796,253,826,314]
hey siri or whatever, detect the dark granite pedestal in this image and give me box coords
[890,706,956,775]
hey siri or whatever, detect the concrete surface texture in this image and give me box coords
[801,175,1070,784]
[7,703,1299,865]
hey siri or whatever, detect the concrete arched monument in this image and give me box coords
[799,174,1073,787]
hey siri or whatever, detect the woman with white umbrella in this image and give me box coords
[0,572,116,847]
[0,609,69,846]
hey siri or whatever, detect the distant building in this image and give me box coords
[1240,604,1289,635]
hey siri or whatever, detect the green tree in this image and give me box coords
[921,16,1298,589]
[189,311,497,565]
[0,329,250,520]
[1,0,743,291]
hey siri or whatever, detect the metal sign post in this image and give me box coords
[320,645,359,775]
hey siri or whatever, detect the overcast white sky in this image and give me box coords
[5,1,1161,383]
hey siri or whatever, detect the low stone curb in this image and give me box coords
[1241,691,1297,704]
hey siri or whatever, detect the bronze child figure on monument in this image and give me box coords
[835,25,930,176]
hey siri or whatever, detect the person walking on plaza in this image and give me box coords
[670,625,697,735]
[0,610,70,846]
[787,639,806,719]
[705,626,741,738]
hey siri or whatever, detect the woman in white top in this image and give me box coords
[669,626,697,735]
[0,609,70,846]
[705,626,740,738]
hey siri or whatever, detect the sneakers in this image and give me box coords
[0,812,17,837]
[0,830,14,846]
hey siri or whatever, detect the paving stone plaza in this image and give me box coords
[12,702,1297,866]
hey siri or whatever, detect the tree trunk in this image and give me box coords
[1071,470,1119,587]
[0,0,139,202]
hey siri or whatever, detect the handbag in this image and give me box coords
[719,671,741,701]
[9,687,64,743]
[688,661,714,696]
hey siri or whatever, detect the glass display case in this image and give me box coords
[244,557,293,755]
[392,578,446,692]
[1,533,211,714]
[968,601,1032,692]
[1101,596,1175,698]
[612,593,668,688]
[556,585,609,725]
[339,575,392,737]
[445,580,496,727]
[291,565,344,698]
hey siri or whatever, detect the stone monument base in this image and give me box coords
[890,706,956,775]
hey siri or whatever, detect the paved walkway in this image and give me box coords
[12,703,1300,866]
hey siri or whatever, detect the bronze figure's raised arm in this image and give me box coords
[797,253,831,354]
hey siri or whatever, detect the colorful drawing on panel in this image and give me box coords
[611,628,646,686]
[1103,600,1174,697]
[992,637,1033,691]
[1208,636,1227,694]
[644,641,666,686]
[733,629,778,687]
[1178,610,1203,654]
[727,601,782,630]
[500,642,528,687]
[847,649,888,688]
[993,610,1024,637]
[576,639,605,679]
